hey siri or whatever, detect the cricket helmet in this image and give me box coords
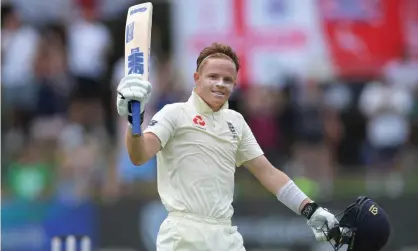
[325,196,391,251]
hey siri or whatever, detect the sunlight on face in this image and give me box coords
[194,58,237,111]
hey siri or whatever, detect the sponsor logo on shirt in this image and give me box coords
[227,121,238,139]
[192,115,206,129]
[149,120,158,126]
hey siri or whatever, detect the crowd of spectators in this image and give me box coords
[2,0,418,206]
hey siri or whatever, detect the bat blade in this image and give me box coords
[125,2,153,136]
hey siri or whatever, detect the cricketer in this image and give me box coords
[116,43,338,251]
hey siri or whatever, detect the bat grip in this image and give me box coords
[131,101,142,136]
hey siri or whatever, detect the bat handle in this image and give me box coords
[131,101,142,136]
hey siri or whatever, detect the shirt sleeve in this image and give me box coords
[143,104,178,148]
[235,119,264,167]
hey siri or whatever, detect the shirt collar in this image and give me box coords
[187,90,229,114]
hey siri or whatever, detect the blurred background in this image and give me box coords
[1,0,418,250]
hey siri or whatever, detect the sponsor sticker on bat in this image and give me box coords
[128,47,144,75]
[126,22,134,43]
[130,7,147,15]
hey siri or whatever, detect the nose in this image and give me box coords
[215,81,226,88]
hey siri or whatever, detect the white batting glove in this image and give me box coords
[116,74,152,118]
[301,202,339,241]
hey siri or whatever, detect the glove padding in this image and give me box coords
[116,74,152,118]
[308,207,338,241]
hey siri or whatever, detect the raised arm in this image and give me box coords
[125,102,178,165]
[116,74,177,166]
[125,128,161,165]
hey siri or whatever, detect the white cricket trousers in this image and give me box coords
[156,212,245,251]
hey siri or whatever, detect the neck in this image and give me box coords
[211,105,222,112]
[194,89,223,112]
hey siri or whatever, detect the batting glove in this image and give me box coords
[301,202,339,241]
[116,74,152,124]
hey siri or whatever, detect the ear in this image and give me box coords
[193,72,200,84]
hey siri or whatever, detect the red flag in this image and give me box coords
[319,0,403,77]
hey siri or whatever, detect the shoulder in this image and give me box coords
[158,102,188,115]
[222,109,247,125]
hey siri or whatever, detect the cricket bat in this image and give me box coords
[125,2,153,136]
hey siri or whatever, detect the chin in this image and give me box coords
[212,100,226,108]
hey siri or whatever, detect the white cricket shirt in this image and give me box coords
[144,91,264,219]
